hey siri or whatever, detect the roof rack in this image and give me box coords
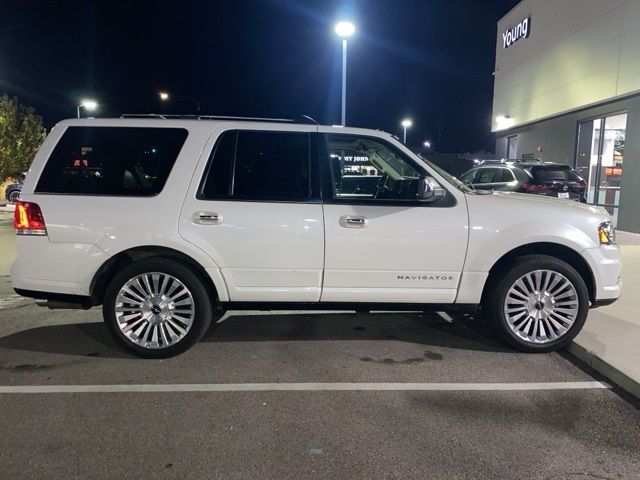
[119,114,320,125]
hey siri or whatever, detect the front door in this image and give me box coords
[319,130,469,304]
[576,113,627,224]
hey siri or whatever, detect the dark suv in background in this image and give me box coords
[460,161,587,202]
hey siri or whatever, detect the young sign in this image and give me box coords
[503,17,531,48]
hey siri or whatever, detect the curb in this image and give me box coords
[568,341,640,400]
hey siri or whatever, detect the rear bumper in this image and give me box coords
[582,245,622,303]
[10,236,108,296]
[591,298,619,308]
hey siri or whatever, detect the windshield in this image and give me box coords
[420,156,473,193]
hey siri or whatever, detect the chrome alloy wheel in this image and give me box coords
[503,269,579,345]
[114,273,195,349]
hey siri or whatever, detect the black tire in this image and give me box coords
[103,257,219,358]
[483,254,590,353]
[8,189,20,204]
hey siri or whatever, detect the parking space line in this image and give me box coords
[0,295,27,310]
[0,381,610,394]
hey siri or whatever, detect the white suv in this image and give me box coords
[11,116,621,357]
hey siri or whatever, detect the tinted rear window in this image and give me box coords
[36,127,188,195]
[529,166,583,183]
[199,130,310,201]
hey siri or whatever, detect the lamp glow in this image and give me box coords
[335,21,355,37]
[77,99,98,118]
[159,92,170,101]
[496,114,515,130]
[401,118,413,144]
[80,100,98,110]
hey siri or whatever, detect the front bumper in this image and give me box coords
[582,245,622,303]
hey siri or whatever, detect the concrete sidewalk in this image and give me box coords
[570,230,640,398]
[0,211,15,277]
[0,204,15,212]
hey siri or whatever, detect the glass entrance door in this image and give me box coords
[575,113,626,224]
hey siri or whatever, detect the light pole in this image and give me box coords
[159,91,201,112]
[401,119,413,144]
[335,21,355,126]
[77,99,98,118]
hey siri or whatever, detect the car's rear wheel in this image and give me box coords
[483,255,590,353]
[103,258,218,358]
[8,189,20,204]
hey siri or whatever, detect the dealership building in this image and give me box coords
[493,0,640,232]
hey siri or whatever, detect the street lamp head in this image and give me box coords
[159,92,170,101]
[423,140,432,148]
[401,119,413,128]
[335,21,355,37]
[80,99,98,110]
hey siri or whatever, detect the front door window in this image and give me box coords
[327,134,424,201]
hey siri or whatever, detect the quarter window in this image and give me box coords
[36,127,188,196]
[500,168,516,182]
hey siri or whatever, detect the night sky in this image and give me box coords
[1,0,520,153]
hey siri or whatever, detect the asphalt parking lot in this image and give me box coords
[0,215,639,479]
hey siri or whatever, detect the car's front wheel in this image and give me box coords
[484,255,590,353]
[103,258,218,358]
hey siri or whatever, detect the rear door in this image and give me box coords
[179,125,325,302]
[319,130,469,304]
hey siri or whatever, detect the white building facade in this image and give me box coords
[493,0,640,231]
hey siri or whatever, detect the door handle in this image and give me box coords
[192,211,223,225]
[339,215,369,228]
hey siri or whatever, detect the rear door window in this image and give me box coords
[476,168,500,184]
[199,130,311,201]
[199,130,236,198]
[36,127,188,195]
[234,131,310,200]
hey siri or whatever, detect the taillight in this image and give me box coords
[13,201,47,236]
[522,183,553,191]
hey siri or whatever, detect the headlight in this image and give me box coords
[598,221,616,245]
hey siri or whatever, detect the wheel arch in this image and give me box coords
[481,242,596,304]
[90,245,225,306]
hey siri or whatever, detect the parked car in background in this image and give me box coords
[4,174,24,204]
[460,161,587,202]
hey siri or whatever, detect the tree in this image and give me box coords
[0,95,47,180]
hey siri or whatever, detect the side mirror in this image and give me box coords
[418,176,446,202]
